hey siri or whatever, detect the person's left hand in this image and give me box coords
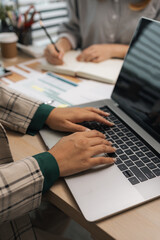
[45,107,114,132]
[77,44,114,63]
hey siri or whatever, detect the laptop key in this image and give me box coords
[146,152,155,158]
[122,128,129,133]
[130,155,139,161]
[113,143,119,148]
[134,161,145,168]
[120,144,128,150]
[125,149,134,155]
[116,149,123,155]
[140,146,149,152]
[152,157,160,164]
[125,160,135,167]
[136,151,145,158]
[115,140,123,145]
[135,141,144,147]
[130,136,139,142]
[131,146,139,152]
[121,137,129,141]
[140,167,156,179]
[123,170,133,178]
[128,176,140,185]
[117,124,124,128]
[126,141,133,146]
[115,158,122,165]
[153,169,160,176]
[114,120,121,124]
[113,128,120,133]
[146,162,157,170]
[119,154,129,161]
[126,132,134,138]
[130,166,147,182]
[112,135,119,140]
[107,152,117,158]
[107,130,114,135]
[117,132,124,137]
[117,164,128,171]
[141,156,150,163]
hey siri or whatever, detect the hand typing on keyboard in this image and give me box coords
[46,107,114,132]
[49,130,116,176]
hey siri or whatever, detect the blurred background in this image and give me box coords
[0,0,68,47]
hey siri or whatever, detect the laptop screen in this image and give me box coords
[112,18,160,143]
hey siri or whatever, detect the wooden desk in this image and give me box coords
[2,52,160,240]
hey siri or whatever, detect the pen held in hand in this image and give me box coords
[39,20,59,53]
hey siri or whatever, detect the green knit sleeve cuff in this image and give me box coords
[34,152,60,194]
[27,104,55,135]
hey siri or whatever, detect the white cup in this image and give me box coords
[0,32,18,59]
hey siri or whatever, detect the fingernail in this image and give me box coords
[113,158,117,162]
[85,128,91,131]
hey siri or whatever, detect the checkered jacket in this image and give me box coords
[0,83,44,239]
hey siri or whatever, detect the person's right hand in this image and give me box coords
[44,37,72,65]
[48,130,116,177]
[44,44,64,65]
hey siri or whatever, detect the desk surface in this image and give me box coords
[2,52,160,240]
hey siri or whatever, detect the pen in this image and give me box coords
[39,20,59,53]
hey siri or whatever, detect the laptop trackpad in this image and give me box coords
[65,165,144,222]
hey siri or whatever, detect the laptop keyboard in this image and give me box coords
[81,106,160,185]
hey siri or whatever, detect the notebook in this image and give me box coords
[40,17,160,222]
[40,50,123,84]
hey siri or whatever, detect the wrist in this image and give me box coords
[45,108,56,128]
[110,44,129,59]
[57,37,72,53]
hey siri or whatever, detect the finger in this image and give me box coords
[84,130,106,138]
[91,57,101,63]
[90,144,116,156]
[59,51,64,60]
[46,47,64,61]
[84,53,97,62]
[61,121,89,132]
[91,114,114,126]
[77,48,93,61]
[45,51,63,65]
[89,156,116,167]
[77,53,85,61]
[85,107,110,117]
[77,53,89,62]
[47,44,59,57]
[47,56,63,65]
[89,137,112,146]
[79,112,114,126]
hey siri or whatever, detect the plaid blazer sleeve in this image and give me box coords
[0,83,44,223]
[0,82,42,134]
[0,124,44,224]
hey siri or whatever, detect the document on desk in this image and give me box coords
[9,71,77,107]
[7,59,114,107]
[59,80,114,105]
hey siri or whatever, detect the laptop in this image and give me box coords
[40,17,160,222]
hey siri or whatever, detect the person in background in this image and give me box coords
[45,0,160,64]
[0,82,116,240]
